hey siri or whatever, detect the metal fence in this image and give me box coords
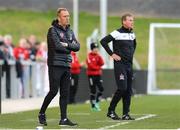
[0,60,49,100]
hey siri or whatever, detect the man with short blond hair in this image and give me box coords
[100,13,137,120]
[38,8,80,126]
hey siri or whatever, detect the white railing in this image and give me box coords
[0,60,49,100]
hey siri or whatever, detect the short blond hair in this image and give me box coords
[57,8,68,16]
[121,13,133,23]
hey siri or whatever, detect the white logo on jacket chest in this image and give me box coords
[110,30,135,40]
[60,33,64,38]
[129,34,135,40]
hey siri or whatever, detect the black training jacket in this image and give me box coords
[47,19,80,67]
[100,26,136,64]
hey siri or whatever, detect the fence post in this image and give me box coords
[0,64,1,114]
[0,60,4,114]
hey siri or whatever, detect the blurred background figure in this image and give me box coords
[86,42,104,112]
[0,35,5,77]
[28,34,39,61]
[0,35,5,60]
[36,41,49,96]
[27,34,39,97]
[69,51,81,104]
[3,34,14,60]
[14,38,30,98]
[3,34,15,98]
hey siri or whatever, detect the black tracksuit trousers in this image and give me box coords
[88,75,104,108]
[39,66,70,120]
[108,62,133,115]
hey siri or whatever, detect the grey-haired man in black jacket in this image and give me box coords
[100,13,136,120]
[38,8,80,126]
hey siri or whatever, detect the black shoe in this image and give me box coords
[38,113,47,126]
[59,118,78,126]
[107,111,121,120]
[122,114,135,120]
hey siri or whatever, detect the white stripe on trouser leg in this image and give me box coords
[71,79,74,86]
[89,78,93,86]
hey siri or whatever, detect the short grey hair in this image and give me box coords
[57,8,68,16]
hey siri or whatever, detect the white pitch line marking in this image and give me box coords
[98,114,156,130]
[135,114,156,121]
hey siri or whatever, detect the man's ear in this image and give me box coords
[57,17,61,23]
[122,20,125,25]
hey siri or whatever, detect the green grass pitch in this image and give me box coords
[0,95,180,129]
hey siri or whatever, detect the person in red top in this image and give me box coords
[14,38,29,61]
[69,51,81,104]
[86,42,104,111]
[13,38,30,98]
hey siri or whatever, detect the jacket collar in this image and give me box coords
[52,19,70,31]
[121,26,133,33]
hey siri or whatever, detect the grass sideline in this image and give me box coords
[0,95,180,129]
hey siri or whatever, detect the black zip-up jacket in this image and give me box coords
[47,19,80,67]
[100,26,136,65]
